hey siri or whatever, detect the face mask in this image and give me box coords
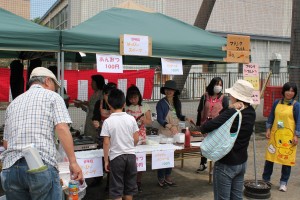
[214,85,222,94]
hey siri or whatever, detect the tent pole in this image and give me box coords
[61,51,65,97]
[57,51,61,96]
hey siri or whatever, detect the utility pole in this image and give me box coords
[289,0,300,92]
[173,0,216,93]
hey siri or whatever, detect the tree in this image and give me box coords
[173,0,216,93]
[289,0,300,96]
[31,17,42,24]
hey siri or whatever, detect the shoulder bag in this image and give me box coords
[200,109,242,162]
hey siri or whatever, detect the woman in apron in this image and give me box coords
[156,80,193,188]
[262,82,300,192]
[125,85,152,192]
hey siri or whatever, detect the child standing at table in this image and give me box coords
[125,85,152,192]
[101,88,139,200]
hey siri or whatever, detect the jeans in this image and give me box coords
[262,160,291,185]
[157,168,172,180]
[213,161,247,200]
[1,158,62,200]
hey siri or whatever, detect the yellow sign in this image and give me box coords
[244,76,260,90]
[224,50,250,64]
[227,34,250,51]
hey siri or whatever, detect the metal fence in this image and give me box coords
[150,72,289,101]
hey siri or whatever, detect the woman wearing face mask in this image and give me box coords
[196,77,229,172]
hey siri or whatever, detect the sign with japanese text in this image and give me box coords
[244,76,260,90]
[96,54,123,73]
[243,63,259,77]
[136,152,146,172]
[224,34,251,64]
[161,58,183,75]
[77,157,103,178]
[227,34,250,51]
[243,63,260,105]
[151,150,174,170]
[252,90,260,104]
[225,50,250,64]
[120,34,152,56]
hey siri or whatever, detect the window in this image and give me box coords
[270,60,280,74]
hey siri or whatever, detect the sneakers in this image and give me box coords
[279,184,287,192]
[196,164,207,173]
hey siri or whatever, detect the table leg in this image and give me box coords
[181,153,184,168]
[208,160,213,184]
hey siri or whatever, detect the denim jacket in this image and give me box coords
[266,98,300,136]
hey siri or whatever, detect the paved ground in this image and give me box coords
[83,133,300,200]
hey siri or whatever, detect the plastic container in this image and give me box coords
[22,144,45,170]
[159,134,174,144]
[174,133,185,143]
[146,135,161,145]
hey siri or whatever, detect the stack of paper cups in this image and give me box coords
[22,144,44,170]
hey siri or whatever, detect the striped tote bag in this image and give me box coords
[200,110,242,162]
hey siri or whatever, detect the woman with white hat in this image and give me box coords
[156,80,193,188]
[199,79,256,200]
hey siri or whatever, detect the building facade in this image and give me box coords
[40,0,292,73]
[0,0,30,19]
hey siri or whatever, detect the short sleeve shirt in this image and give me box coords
[100,112,139,160]
[1,84,72,169]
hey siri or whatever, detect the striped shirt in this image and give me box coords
[1,84,72,169]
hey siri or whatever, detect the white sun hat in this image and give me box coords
[225,79,254,104]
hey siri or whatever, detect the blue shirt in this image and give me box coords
[266,98,300,136]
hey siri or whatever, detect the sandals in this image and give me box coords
[164,179,177,187]
[157,179,168,189]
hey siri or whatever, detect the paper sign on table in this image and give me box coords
[96,54,123,73]
[136,152,146,172]
[77,157,103,178]
[161,58,183,75]
[151,150,174,170]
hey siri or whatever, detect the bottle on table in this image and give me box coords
[184,127,191,148]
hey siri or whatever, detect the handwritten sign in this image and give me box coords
[136,152,146,172]
[161,58,183,75]
[225,50,250,64]
[77,157,103,178]
[252,90,260,105]
[96,54,123,73]
[244,76,259,90]
[227,34,250,51]
[224,34,251,64]
[151,150,174,170]
[243,63,259,77]
[120,34,152,56]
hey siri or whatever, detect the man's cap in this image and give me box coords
[30,67,61,88]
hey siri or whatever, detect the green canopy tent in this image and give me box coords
[0,8,60,53]
[61,7,227,65]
